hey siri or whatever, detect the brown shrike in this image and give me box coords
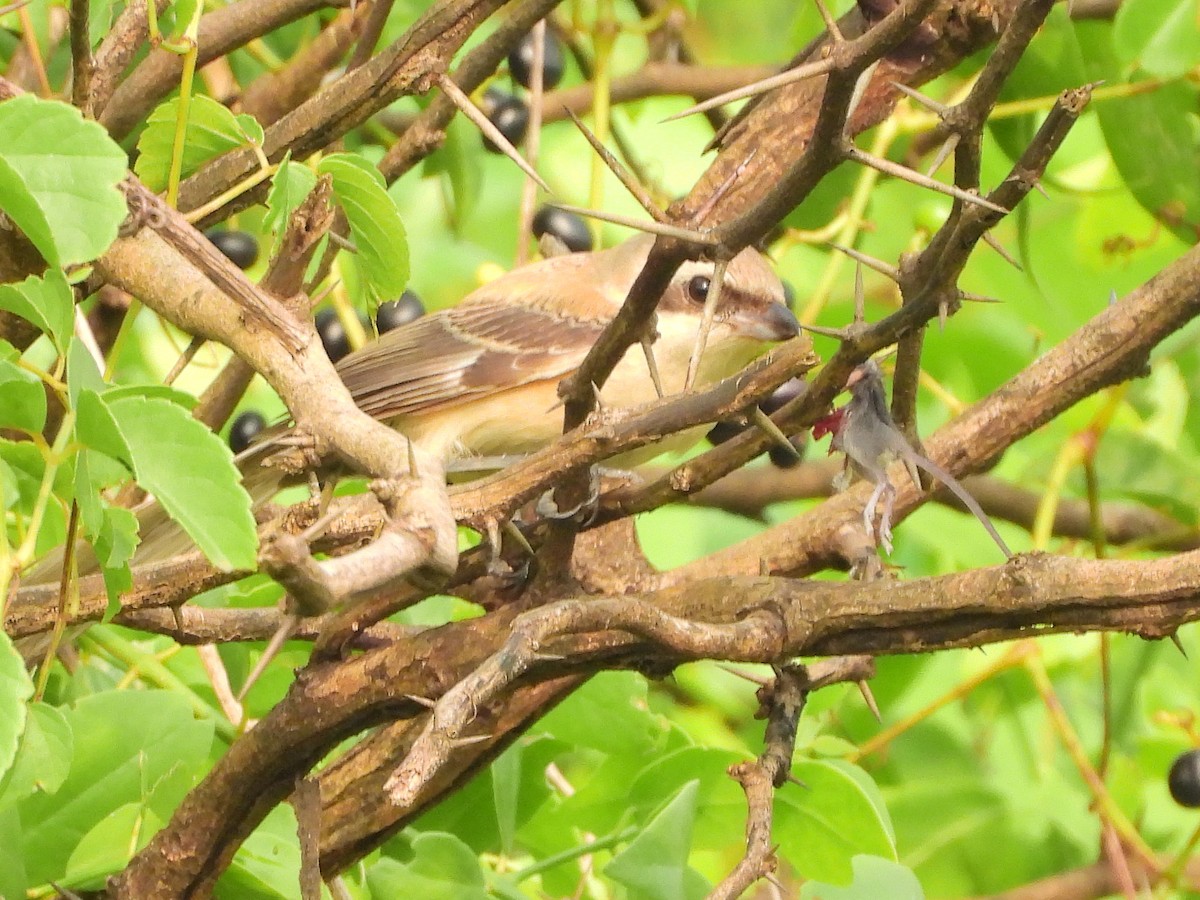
[329,233,799,467]
[14,237,796,666]
[32,234,798,581]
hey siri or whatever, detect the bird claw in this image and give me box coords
[862,479,895,555]
[596,465,643,487]
[877,517,894,555]
[481,519,534,585]
[535,467,601,522]
[487,555,532,587]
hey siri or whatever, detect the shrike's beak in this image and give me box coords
[760,302,801,341]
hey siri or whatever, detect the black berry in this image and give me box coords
[482,91,529,152]
[761,378,806,415]
[229,411,266,454]
[509,29,565,91]
[481,86,507,119]
[377,290,425,333]
[532,206,593,253]
[768,438,807,469]
[1169,749,1200,808]
[707,420,745,446]
[316,308,352,362]
[205,229,259,269]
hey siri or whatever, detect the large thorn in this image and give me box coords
[660,57,837,123]
[891,81,949,117]
[565,108,664,222]
[845,146,1009,216]
[844,61,879,130]
[438,74,550,193]
[926,132,959,178]
[982,231,1023,271]
[828,242,900,282]
[551,203,717,244]
[812,0,844,42]
[237,613,300,702]
[751,407,801,460]
[857,679,882,722]
[640,333,665,399]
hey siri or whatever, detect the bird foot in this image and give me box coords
[877,517,894,555]
[535,466,601,522]
[480,519,534,585]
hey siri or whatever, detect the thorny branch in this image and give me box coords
[711,657,875,900]
[116,546,1200,892]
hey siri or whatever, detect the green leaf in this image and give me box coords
[0,94,128,265]
[62,801,161,891]
[88,0,116,46]
[218,804,304,900]
[319,153,409,305]
[366,832,490,900]
[1,439,68,555]
[417,735,567,856]
[491,741,521,854]
[535,671,664,755]
[1113,0,1200,79]
[429,114,482,232]
[263,153,317,236]
[134,95,264,192]
[170,0,202,38]
[18,691,214,887]
[0,358,45,433]
[95,502,138,613]
[0,269,74,354]
[0,632,34,788]
[605,780,709,900]
[75,390,132,468]
[105,394,257,570]
[68,444,139,614]
[0,456,18,511]
[74,448,126,539]
[1075,23,1200,242]
[800,855,925,900]
[774,759,897,884]
[1094,431,1200,525]
[67,336,106,407]
[0,804,27,900]
[0,702,73,805]
[103,382,198,409]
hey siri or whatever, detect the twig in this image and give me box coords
[515,19,547,264]
[386,599,790,806]
[68,0,94,113]
[711,657,874,899]
[684,258,727,390]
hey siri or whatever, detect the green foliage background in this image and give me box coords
[1,0,1199,897]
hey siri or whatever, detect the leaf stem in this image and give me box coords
[78,626,239,743]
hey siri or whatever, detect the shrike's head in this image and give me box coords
[598,234,799,345]
[587,236,798,393]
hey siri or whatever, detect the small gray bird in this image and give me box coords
[825,359,1012,558]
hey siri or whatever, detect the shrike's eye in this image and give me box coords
[687,275,711,304]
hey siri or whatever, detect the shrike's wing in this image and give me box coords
[336,291,607,422]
